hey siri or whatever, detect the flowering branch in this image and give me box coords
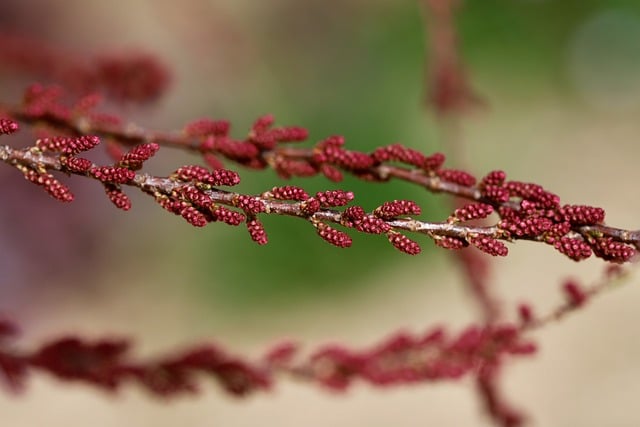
[1,263,634,399]
[1,97,638,261]
[0,317,536,398]
[0,33,170,103]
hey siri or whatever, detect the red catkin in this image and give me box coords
[482,185,510,203]
[268,186,309,201]
[61,156,93,173]
[251,114,275,135]
[498,216,553,238]
[480,170,507,188]
[354,216,391,234]
[560,204,605,225]
[23,169,74,202]
[180,206,208,227]
[505,181,559,209]
[184,118,230,137]
[342,206,366,222]
[246,218,268,245]
[0,118,19,134]
[271,126,308,142]
[452,203,494,222]
[105,185,132,211]
[422,152,446,171]
[563,280,587,307]
[387,231,421,255]
[173,165,240,187]
[517,304,534,325]
[235,195,266,215]
[374,200,421,219]
[469,236,508,257]
[90,166,135,184]
[208,169,241,187]
[591,237,636,263]
[371,143,427,168]
[118,143,159,170]
[433,236,468,250]
[314,190,354,207]
[301,198,321,216]
[436,168,476,186]
[319,164,343,182]
[210,206,245,226]
[554,238,592,261]
[316,223,352,248]
[179,186,213,209]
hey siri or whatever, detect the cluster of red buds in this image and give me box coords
[1,88,637,262]
[0,316,536,399]
[0,264,627,427]
[0,33,170,103]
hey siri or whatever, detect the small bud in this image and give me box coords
[387,231,421,255]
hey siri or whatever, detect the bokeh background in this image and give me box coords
[1,1,640,426]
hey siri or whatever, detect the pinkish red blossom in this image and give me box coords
[563,280,587,307]
[36,136,75,152]
[301,198,321,215]
[422,152,446,171]
[342,206,366,222]
[482,185,510,203]
[387,231,421,255]
[180,186,213,209]
[498,216,553,238]
[105,185,132,211]
[319,164,343,182]
[505,181,559,209]
[184,118,230,137]
[469,236,508,257]
[267,186,309,201]
[202,153,224,170]
[316,136,374,170]
[118,143,159,170]
[61,156,93,173]
[354,215,391,234]
[262,341,299,367]
[235,195,266,214]
[36,135,101,154]
[250,115,275,136]
[180,206,208,227]
[90,166,136,184]
[374,200,421,219]
[591,237,636,263]
[316,223,352,248]
[94,52,170,102]
[246,218,268,245]
[553,238,592,261]
[270,126,308,143]
[560,204,605,225]
[434,236,468,250]
[23,169,74,202]
[173,165,212,182]
[206,137,260,161]
[0,118,19,134]
[314,190,354,207]
[273,157,317,178]
[436,168,476,186]
[480,170,507,188]
[210,206,245,226]
[173,165,240,187]
[452,203,494,222]
[517,304,534,325]
[371,143,427,167]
